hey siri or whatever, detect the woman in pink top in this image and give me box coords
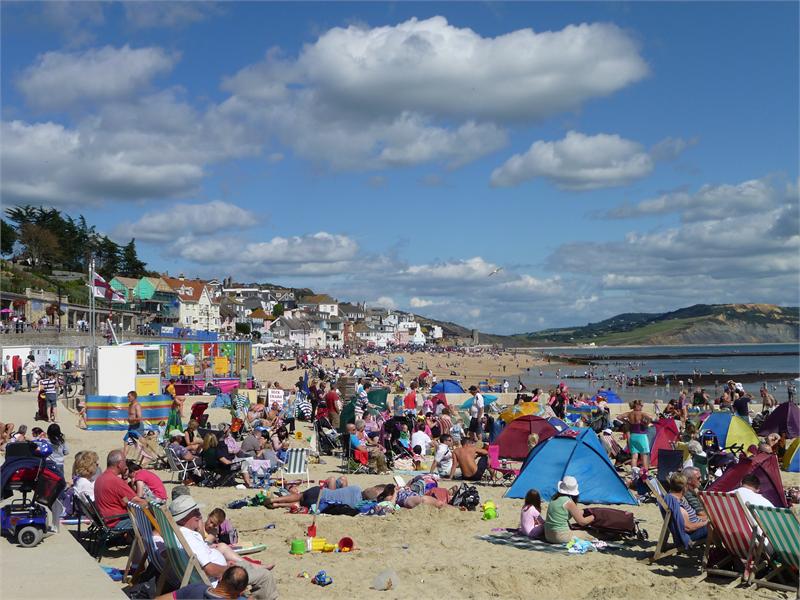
[518,489,544,539]
[127,461,167,501]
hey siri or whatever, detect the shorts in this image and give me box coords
[396,488,417,507]
[629,432,650,455]
[45,392,58,408]
[300,486,322,508]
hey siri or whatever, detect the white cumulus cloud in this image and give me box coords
[18,45,178,110]
[491,131,654,190]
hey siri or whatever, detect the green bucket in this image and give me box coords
[290,539,306,555]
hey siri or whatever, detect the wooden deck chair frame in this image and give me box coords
[644,477,686,563]
[697,490,767,587]
[124,501,162,585]
[747,503,800,598]
[150,502,211,589]
[280,447,310,487]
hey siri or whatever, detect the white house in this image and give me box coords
[411,325,427,346]
[163,276,221,331]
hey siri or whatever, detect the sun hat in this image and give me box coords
[557,475,580,496]
[602,428,613,435]
[169,495,200,522]
[169,429,184,438]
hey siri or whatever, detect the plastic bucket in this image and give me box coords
[338,536,354,551]
[290,539,306,554]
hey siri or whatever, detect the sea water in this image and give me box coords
[517,343,799,404]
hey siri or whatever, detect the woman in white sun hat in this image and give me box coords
[544,475,597,543]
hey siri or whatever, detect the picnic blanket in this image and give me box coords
[476,530,620,554]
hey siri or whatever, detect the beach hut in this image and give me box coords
[700,412,759,453]
[597,389,624,404]
[506,429,637,505]
[707,452,788,508]
[495,416,557,460]
[431,380,464,394]
[646,419,681,467]
[783,438,799,472]
[758,402,800,438]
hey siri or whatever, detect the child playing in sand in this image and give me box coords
[518,489,544,539]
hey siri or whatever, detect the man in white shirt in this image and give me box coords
[431,434,454,477]
[467,385,484,440]
[734,474,773,508]
[184,351,196,367]
[159,496,278,600]
[410,425,432,455]
[502,379,509,394]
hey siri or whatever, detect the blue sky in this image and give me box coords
[2,2,798,333]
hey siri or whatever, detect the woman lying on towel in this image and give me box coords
[544,476,597,543]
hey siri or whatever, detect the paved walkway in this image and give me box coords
[0,527,126,600]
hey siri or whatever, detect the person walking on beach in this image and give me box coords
[620,399,653,474]
[125,390,143,444]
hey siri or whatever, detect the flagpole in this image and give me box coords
[89,257,97,395]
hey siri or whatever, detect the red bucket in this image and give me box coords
[338,536,354,551]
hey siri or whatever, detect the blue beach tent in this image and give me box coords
[547,417,571,432]
[431,380,465,394]
[506,429,637,505]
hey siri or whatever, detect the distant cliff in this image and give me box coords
[509,304,800,346]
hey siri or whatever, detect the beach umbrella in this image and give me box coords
[783,438,799,472]
[758,402,800,438]
[506,429,636,505]
[461,394,498,410]
[499,402,539,424]
[700,412,759,453]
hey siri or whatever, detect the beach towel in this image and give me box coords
[476,530,620,554]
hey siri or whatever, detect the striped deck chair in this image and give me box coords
[280,448,310,487]
[124,502,174,592]
[698,491,767,586]
[747,504,800,598]
[149,502,211,589]
[644,477,695,564]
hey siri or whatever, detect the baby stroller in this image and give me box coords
[700,429,742,480]
[578,507,648,542]
[1,441,66,547]
[190,401,210,428]
[315,417,341,456]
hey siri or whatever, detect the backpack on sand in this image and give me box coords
[450,483,480,511]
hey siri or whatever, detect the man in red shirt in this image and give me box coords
[403,381,419,412]
[94,449,147,529]
[324,387,340,428]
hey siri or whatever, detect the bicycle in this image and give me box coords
[58,371,84,400]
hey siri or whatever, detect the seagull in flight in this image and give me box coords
[488,267,503,277]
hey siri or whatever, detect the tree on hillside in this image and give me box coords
[1,220,17,255]
[272,302,284,318]
[95,236,121,278]
[121,239,147,277]
[19,223,62,267]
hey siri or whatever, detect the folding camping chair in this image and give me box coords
[644,477,698,564]
[149,501,212,589]
[747,504,800,598]
[280,448,310,487]
[166,446,202,483]
[484,444,519,486]
[339,432,369,475]
[697,490,768,587]
[74,493,132,561]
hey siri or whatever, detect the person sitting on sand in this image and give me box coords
[451,438,488,481]
[518,489,544,539]
[543,476,596,543]
[352,419,389,474]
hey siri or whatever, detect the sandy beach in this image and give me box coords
[1,352,793,600]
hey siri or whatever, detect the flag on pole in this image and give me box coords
[91,271,125,303]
